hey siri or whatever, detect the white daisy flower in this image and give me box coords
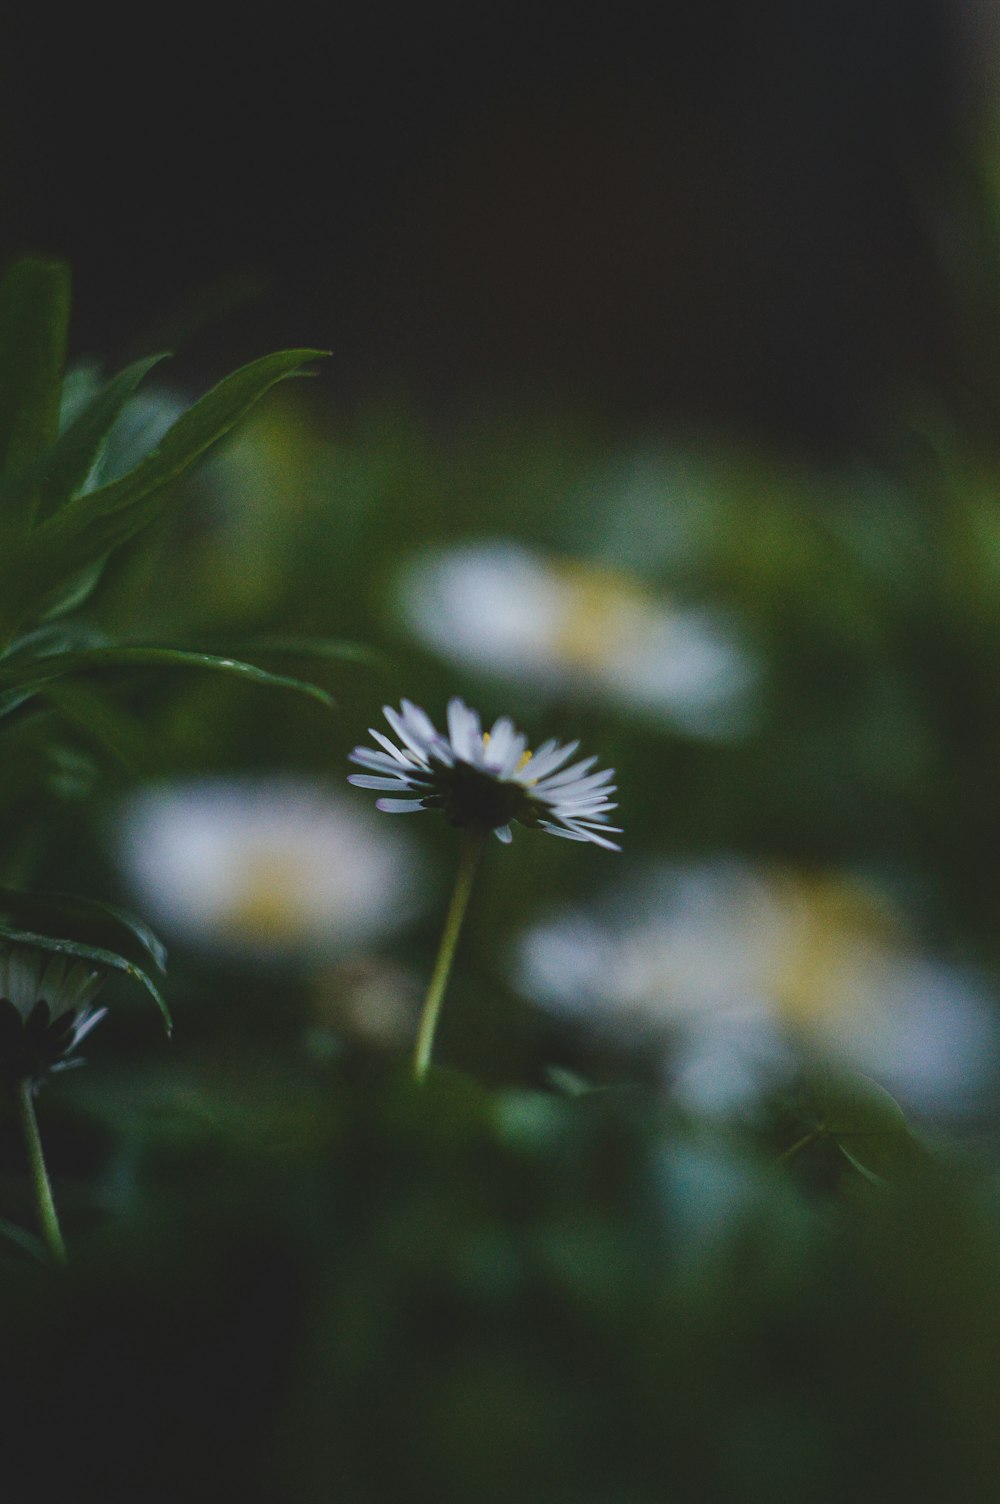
[0,944,107,1082]
[516,861,997,1118]
[115,776,422,961]
[397,541,757,737]
[349,697,622,851]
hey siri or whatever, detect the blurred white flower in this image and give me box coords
[516,861,997,1117]
[114,776,422,960]
[397,541,757,737]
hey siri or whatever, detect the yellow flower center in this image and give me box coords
[768,873,900,1029]
[550,559,662,671]
[219,851,315,941]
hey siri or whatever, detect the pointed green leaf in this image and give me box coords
[199,634,389,673]
[0,348,327,639]
[0,923,172,1034]
[0,354,166,540]
[0,259,70,483]
[0,887,167,972]
[0,645,335,709]
[36,354,167,518]
[19,351,321,604]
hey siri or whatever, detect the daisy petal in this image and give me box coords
[348,774,416,791]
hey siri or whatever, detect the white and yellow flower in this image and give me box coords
[350,697,621,850]
[115,776,422,960]
[517,861,996,1116]
[397,541,756,736]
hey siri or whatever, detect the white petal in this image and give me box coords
[348,774,416,791]
[447,698,482,763]
[547,768,616,797]
[70,1006,108,1047]
[384,704,436,760]
[535,754,600,791]
[558,824,623,852]
[519,739,579,782]
[399,699,441,746]
[369,729,415,766]
[494,824,514,844]
[350,748,417,774]
[376,798,427,813]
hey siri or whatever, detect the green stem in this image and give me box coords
[17,1079,67,1266]
[413,827,485,1082]
[777,1123,825,1163]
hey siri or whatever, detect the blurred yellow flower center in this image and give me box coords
[769,874,900,1029]
[551,560,659,670]
[219,851,314,940]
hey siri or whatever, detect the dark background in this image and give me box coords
[2,3,993,449]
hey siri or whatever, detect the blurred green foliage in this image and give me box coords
[1,254,1000,1497]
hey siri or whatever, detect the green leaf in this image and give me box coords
[0,354,166,542]
[0,645,335,710]
[0,887,167,972]
[0,348,327,639]
[37,678,166,777]
[0,260,70,485]
[199,634,390,675]
[0,1217,47,1264]
[0,922,171,1035]
[811,1069,922,1183]
[36,354,166,519]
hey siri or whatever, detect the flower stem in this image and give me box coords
[413,826,485,1082]
[777,1123,825,1163]
[17,1080,67,1266]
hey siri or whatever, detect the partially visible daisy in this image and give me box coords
[0,944,107,1085]
[397,541,757,737]
[115,776,422,962]
[0,942,109,1265]
[516,861,998,1119]
[349,698,621,1079]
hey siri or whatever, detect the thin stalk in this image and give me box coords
[17,1079,67,1266]
[413,826,485,1082]
[777,1123,825,1163]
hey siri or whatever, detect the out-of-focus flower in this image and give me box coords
[0,945,107,1083]
[310,957,421,1051]
[115,777,422,960]
[516,861,997,1117]
[350,697,621,849]
[397,541,756,737]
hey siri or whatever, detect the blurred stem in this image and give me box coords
[17,1080,66,1266]
[413,826,485,1082]
[778,1124,825,1163]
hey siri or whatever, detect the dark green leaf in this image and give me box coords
[0,1217,48,1264]
[0,260,70,485]
[37,678,165,777]
[0,355,165,541]
[0,348,327,638]
[0,923,171,1035]
[0,645,334,710]
[0,888,167,972]
[812,1069,921,1183]
[36,354,166,519]
[199,633,389,675]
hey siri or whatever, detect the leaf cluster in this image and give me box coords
[0,259,330,1028]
